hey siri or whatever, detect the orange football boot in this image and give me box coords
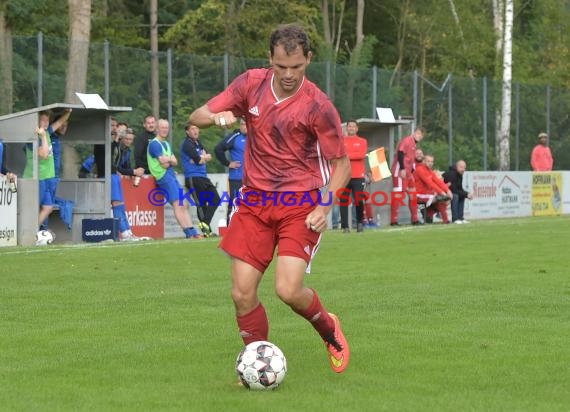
[325,313,350,373]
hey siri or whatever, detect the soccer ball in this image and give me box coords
[36,230,55,246]
[235,341,287,390]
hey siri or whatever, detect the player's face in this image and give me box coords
[144,116,157,132]
[157,121,169,138]
[39,114,49,129]
[239,120,247,135]
[415,149,424,162]
[457,161,466,174]
[414,129,424,142]
[424,156,434,169]
[187,125,200,140]
[123,134,134,147]
[346,122,358,136]
[269,44,311,98]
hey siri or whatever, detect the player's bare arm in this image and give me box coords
[189,104,237,128]
[305,155,351,233]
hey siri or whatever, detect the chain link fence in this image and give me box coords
[2,34,569,172]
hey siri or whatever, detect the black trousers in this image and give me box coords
[185,176,221,226]
[339,178,365,229]
[227,179,242,222]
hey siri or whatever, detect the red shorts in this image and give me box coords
[219,187,322,273]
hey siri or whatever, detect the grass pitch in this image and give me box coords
[1,217,569,411]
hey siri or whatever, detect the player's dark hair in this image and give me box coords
[415,126,426,134]
[270,24,311,57]
[346,119,358,126]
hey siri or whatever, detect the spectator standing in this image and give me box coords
[112,127,145,240]
[530,132,553,171]
[134,115,157,174]
[22,110,72,230]
[339,120,368,233]
[214,118,247,223]
[147,119,201,239]
[181,122,221,237]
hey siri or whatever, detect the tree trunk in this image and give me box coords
[65,0,91,103]
[64,0,92,178]
[150,0,159,118]
[0,8,13,114]
[346,0,365,118]
[492,0,504,168]
[389,0,410,88]
[498,0,513,171]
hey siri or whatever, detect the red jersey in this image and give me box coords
[207,68,345,191]
[391,135,417,175]
[530,145,553,171]
[343,135,368,179]
[414,163,449,195]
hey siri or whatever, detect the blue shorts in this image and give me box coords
[39,178,58,206]
[157,172,182,205]
[111,174,124,202]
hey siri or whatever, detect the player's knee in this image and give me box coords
[231,286,256,309]
[275,283,299,306]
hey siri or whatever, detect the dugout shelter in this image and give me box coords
[0,103,131,246]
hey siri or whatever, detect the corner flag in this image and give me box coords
[367,147,391,182]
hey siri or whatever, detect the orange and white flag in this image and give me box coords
[367,147,391,182]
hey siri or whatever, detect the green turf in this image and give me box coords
[1,217,569,411]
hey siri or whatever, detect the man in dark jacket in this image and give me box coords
[442,160,473,224]
[134,115,157,174]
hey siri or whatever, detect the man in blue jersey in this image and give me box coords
[112,127,145,241]
[0,139,16,183]
[181,122,221,237]
[147,119,202,239]
[23,109,71,230]
[214,118,247,223]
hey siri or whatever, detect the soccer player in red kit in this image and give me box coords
[390,126,425,225]
[189,24,352,374]
[414,153,452,224]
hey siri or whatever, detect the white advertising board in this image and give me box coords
[463,172,532,219]
[0,176,17,247]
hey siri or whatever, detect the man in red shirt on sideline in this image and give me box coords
[414,152,452,224]
[189,24,351,374]
[339,119,368,233]
[390,126,425,225]
[530,132,553,171]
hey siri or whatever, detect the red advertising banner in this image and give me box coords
[121,175,164,238]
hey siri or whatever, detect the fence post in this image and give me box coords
[37,32,43,107]
[104,40,110,104]
[325,60,331,97]
[412,70,418,129]
[483,76,488,171]
[546,84,551,143]
[448,74,453,166]
[167,48,173,144]
[372,65,377,118]
[224,53,229,89]
[515,82,520,171]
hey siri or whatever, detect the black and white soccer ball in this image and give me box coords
[35,230,55,246]
[235,341,287,390]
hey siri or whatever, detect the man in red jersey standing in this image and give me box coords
[339,119,368,233]
[390,126,425,225]
[189,24,351,374]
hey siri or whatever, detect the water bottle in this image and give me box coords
[9,177,17,193]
